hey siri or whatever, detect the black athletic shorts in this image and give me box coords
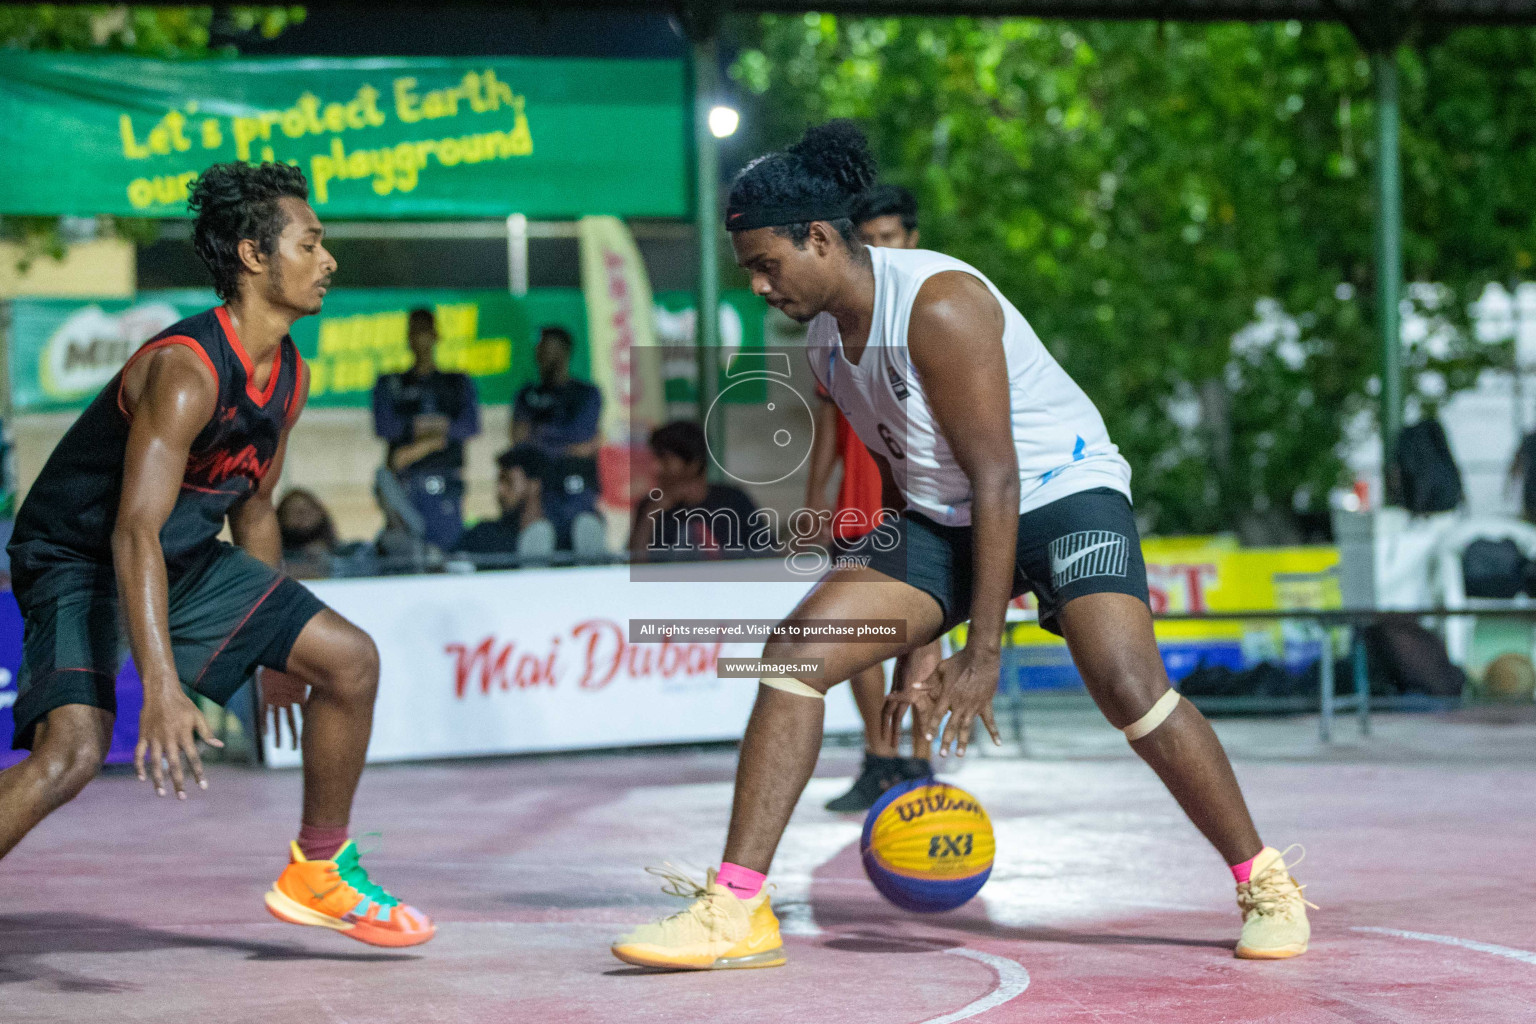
[10,542,327,750]
[854,487,1150,637]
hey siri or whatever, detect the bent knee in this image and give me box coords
[760,636,804,664]
[758,638,836,694]
[313,630,381,702]
[339,632,381,695]
[352,632,381,681]
[33,736,106,802]
[1083,666,1172,728]
[760,637,825,674]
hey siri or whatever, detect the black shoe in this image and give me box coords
[900,757,934,781]
[825,755,906,812]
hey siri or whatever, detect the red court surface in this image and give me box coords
[3,705,1534,1023]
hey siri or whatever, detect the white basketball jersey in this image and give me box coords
[806,247,1131,527]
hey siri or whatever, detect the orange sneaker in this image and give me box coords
[265,840,435,948]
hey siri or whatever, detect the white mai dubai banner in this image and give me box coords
[264,563,864,767]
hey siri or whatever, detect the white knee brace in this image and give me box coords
[1121,688,1182,741]
[762,676,825,700]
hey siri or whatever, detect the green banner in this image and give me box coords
[0,53,687,218]
[5,289,766,414]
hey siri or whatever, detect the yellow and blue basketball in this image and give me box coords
[860,778,995,913]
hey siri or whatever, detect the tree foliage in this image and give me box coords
[729,15,1536,537]
[0,5,303,57]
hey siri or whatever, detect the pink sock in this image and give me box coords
[1230,852,1260,884]
[297,823,349,862]
[716,862,766,899]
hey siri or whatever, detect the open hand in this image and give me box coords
[881,645,938,750]
[135,689,223,798]
[882,645,1002,758]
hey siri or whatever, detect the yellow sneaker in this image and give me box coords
[1235,845,1316,960]
[611,866,785,970]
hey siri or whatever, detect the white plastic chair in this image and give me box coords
[515,519,557,563]
[571,512,608,562]
[1431,517,1536,666]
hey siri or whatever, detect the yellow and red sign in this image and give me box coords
[956,537,1341,684]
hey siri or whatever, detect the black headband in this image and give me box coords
[725,203,850,232]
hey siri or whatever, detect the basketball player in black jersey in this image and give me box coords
[0,163,433,947]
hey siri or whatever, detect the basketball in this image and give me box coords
[860,778,995,913]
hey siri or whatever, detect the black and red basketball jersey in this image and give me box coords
[9,306,303,592]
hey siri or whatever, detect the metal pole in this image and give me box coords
[506,213,528,297]
[1004,628,1025,754]
[693,31,724,475]
[1373,47,1404,501]
[1318,623,1335,743]
[1514,280,1528,443]
[1353,631,1371,736]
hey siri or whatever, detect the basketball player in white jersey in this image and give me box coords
[612,122,1312,970]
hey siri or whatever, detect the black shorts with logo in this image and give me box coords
[854,487,1149,636]
[10,542,327,750]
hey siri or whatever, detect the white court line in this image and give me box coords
[918,949,1032,1024]
[773,898,823,937]
[1352,926,1536,966]
[770,783,1033,1018]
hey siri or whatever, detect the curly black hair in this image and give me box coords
[726,120,878,246]
[187,162,310,301]
[648,420,708,470]
[851,184,919,232]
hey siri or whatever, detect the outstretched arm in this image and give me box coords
[113,346,221,798]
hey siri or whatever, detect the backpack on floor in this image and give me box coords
[1360,621,1466,697]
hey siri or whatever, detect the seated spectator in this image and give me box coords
[372,307,481,550]
[512,325,602,548]
[277,488,338,579]
[456,444,555,557]
[278,488,377,579]
[629,421,775,562]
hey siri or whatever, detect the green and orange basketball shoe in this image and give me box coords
[265,841,436,948]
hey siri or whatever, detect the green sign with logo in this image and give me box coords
[5,289,766,415]
[0,53,686,218]
[8,289,529,413]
